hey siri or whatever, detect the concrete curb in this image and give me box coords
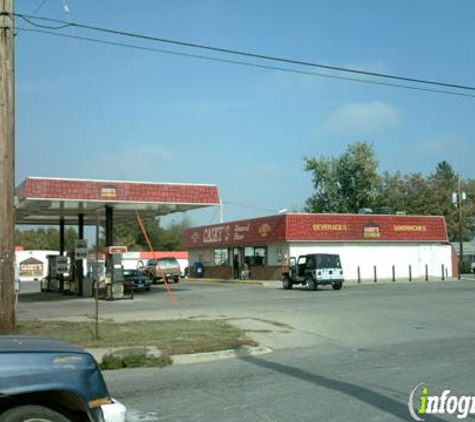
[88,345,273,367]
[171,345,273,365]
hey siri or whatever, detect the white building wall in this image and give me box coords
[15,250,60,282]
[288,243,453,280]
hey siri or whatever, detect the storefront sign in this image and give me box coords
[364,223,381,238]
[258,224,272,237]
[313,224,348,231]
[183,213,447,248]
[100,186,117,198]
[183,215,286,247]
[393,225,427,232]
[203,225,231,244]
[234,224,250,241]
[19,257,43,278]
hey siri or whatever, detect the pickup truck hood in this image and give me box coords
[0,336,87,354]
[0,336,110,404]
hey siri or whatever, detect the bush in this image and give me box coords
[100,353,172,370]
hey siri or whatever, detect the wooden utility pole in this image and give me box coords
[458,176,463,281]
[0,0,15,333]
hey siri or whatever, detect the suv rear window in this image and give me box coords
[158,258,179,268]
[316,254,342,269]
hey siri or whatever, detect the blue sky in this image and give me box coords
[14,0,475,227]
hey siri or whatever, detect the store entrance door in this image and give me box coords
[232,247,242,279]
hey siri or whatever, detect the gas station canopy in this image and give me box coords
[15,177,220,225]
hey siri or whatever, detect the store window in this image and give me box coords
[214,248,229,265]
[244,246,267,266]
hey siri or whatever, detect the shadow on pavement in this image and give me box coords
[18,292,89,302]
[241,356,447,422]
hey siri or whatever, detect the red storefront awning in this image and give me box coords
[183,213,448,248]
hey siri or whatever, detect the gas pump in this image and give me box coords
[42,255,68,293]
[103,246,133,300]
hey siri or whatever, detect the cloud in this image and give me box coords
[319,101,401,135]
[414,135,471,153]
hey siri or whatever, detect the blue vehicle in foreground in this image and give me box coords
[0,336,126,422]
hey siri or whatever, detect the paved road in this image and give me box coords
[18,279,475,420]
[96,280,475,422]
[106,335,473,422]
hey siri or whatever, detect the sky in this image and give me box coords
[13,0,475,228]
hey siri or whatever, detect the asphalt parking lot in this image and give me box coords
[17,278,475,353]
[17,279,475,421]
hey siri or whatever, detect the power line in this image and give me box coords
[12,12,475,93]
[222,200,278,214]
[15,0,49,35]
[17,27,475,99]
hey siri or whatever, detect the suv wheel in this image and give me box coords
[332,282,343,290]
[305,276,316,291]
[282,276,293,290]
[0,405,72,422]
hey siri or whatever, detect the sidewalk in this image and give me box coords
[183,276,460,288]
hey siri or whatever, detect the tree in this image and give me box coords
[15,227,77,250]
[374,171,407,212]
[105,216,192,251]
[304,141,379,213]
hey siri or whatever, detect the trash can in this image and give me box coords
[194,262,204,278]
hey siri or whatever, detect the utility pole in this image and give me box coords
[0,0,15,333]
[457,176,464,281]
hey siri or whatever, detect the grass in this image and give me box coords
[15,319,257,357]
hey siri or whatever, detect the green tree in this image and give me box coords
[375,171,407,212]
[304,141,379,213]
[106,216,191,251]
[15,227,78,250]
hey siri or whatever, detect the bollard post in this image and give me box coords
[425,264,428,281]
[392,265,395,282]
[374,266,377,283]
[409,265,412,282]
[357,266,361,284]
[441,264,445,281]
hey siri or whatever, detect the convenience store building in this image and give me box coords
[182,213,456,281]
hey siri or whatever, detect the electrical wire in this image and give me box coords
[17,13,70,30]
[222,200,278,214]
[16,27,475,99]
[11,12,475,93]
[14,0,50,35]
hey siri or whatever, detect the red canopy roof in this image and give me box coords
[16,177,219,225]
